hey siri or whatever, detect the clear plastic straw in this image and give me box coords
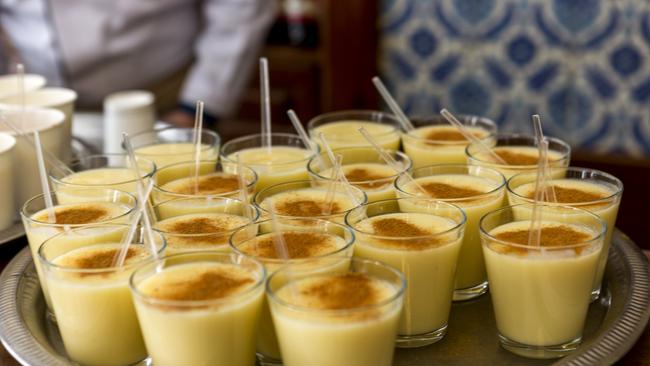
[33,131,55,222]
[287,109,317,153]
[236,154,253,219]
[113,179,155,266]
[267,199,291,260]
[193,100,204,194]
[323,154,343,215]
[440,108,507,165]
[317,132,363,206]
[527,138,549,247]
[371,76,414,132]
[260,57,272,149]
[532,114,557,202]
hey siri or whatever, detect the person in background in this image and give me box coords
[0,0,277,127]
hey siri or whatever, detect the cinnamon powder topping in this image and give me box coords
[168,218,223,234]
[493,150,539,165]
[425,130,468,142]
[421,182,483,199]
[70,248,137,270]
[174,175,239,194]
[276,199,340,216]
[52,207,109,225]
[254,232,335,259]
[371,218,439,249]
[492,225,591,255]
[300,273,378,310]
[146,269,254,302]
[344,168,392,189]
[526,185,606,203]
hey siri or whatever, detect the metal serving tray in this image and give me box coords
[0,230,648,366]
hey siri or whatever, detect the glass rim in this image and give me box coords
[128,126,221,156]
[465,133,571,166]
[306,148,413,185]
[153,159,258,198]
[20,188,137,227]
[229,218,356,264]
[49,153,157,187]
[38,224,167,274]
[253,180,368,218]
[404,114,497,145]
[506,166,624,207]
[478,203,607,250]
[129,251,266,309]
[220,132,316,167]
[394,163,506,203]
[307,109,402,136]
[266,257,406,315]
[344,197,467,240]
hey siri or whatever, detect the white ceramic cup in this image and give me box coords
[103,90,156,154]
[0,108,66,208]
[0,133,16,230]
[0,87,78,162]
[0,74,46,100]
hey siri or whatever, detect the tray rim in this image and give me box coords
[0,230,648,366]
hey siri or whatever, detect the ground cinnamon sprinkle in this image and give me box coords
[52,207,109,225]
[175,175,239,194]
[492,225,591,255]
[276,199,340,216]
[526,185,606,203]
[254,232,334,259]
[493,149,539,165]
[147,269,254,302]
[72,248,137,269]
[168,218,224,234]
[425,130,468,142]
[421,182,483,199]
[371,218,439,249]
[301,273,377,310]
[344,168,392,189]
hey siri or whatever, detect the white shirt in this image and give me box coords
[0,0,276,117]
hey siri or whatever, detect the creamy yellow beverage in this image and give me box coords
[318,163,399,203]
[403,125,491,168]
[350,209,464,346]
[154,171,248,206]
[470,146,566,179]
[508,174,622,299]
[270,272,403,366]
[135,142,218,170]
[311,120,401,152]
[231,222,355,362]
[396,171,505,299]
[155,213,252,254]
[43,244,154,366]
[132,258,265,366]
[483,221,602,354]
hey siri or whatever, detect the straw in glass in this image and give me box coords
[527,138,550,247]
[532,114,557,203]
[33,131,55,222]
[371,76,414,132]
[317,132,363,206]
[440,108,507,165]
[260,57,272,149]
[193,100,204,194]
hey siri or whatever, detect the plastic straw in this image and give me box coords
[287,109,317,153]
[260,57,272,149]
[237,155,253,219]
[372,76,414,131]
[532,114,557,202]
[33,131,55,222]
[323,154,343,215]
[317,132,363,206]
[527,138,549,247]
[440,108,507,165]
[267,199,291,260]
[193,101,204,194]
[358,127,428,196]
[113,179,155,266]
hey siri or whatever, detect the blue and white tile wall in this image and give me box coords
[379,0,650,156]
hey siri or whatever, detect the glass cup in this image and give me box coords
[402,114,497,168]
[38,225,166,366]
[267,257,406,366]
[253,180,367,229]
[130,251,266,366]
[479,204,606,359]
[465,133,571,179]
[394,164,506,300]
[152,159,257,205]
[20,188,137,310]
[506,167,623,300]
[230,218,356,365]
[307,110,402,151]
[220,133,315,193]
[129,127,220,169]
[345,198,466,347]
[307,146,412,203]
[153,196,259,254]
[49,153,156,198]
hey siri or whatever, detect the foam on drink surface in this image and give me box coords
[321,163,397,190]
[232,146,311,166]
[260,188,356,217]
[514,179,613,207]
[155,213,250,248]
[354,213,457,250]
[31,202,130,225]
[238,231,346,259]
[52,244,150,279]
[61,168,141,186]
[404,175,498,201]
[314,121,395,139]
[160,173,241,195]
[414,125,488,145]
[474,146,563,166]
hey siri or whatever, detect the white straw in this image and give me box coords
[114,179,155,266]
[193,101,204,194]
[323,154,343,215]
[372,76,414,131]
[317,132,362,206]
[527,138,549,247]
[260,57,272,149]
[358,127,428,196]
[33,131,55,222]
[267,199,291,260]
[287,109,317,153]
[237,155,253,219]
[532,114,557,202]
[440,108,507,165]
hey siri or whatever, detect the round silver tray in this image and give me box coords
[0,230,648,365]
